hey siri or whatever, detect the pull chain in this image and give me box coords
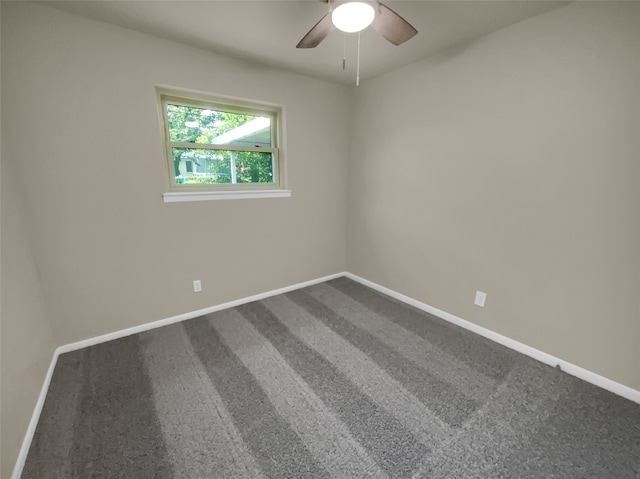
[343,33,346,70]
[356,31,361,86]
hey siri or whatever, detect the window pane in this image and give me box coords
[166,104,272,147]
[234,150,275,184]
[171,148,274,185]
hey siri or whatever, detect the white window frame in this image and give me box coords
[157,87,290,202]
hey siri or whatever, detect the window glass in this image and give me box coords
[158,90,282,192]
[166,104,273,148]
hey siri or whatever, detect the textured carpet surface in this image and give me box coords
[22,278,640,478]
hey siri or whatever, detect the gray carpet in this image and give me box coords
[22,278,640,478]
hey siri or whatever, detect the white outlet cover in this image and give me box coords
[474,290,487,307]
[193,280,202,292]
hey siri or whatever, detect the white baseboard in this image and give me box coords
[11,351,60,479]
[57,272,346,354]
[13,270,640,478]
[344,272,640,405]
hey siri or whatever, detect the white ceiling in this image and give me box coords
[42,0,570,85]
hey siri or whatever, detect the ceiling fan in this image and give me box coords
[296,0,418,49]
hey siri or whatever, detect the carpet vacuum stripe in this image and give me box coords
[262,294,449,445]
[328,277,519,382]
[183,315,328,478]
[306,283,496,399]
[20,352,85,477]
[142,324,264,478]
[286,287,479,427]
[208,308,385,478]
[71,337,172,477]
[236,300,429,478]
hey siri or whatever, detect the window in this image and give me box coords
[158,88,289,202]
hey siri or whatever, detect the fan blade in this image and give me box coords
[371,2,418,46]
[297,13,335,48]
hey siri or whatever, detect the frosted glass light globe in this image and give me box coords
[331,2,375,33]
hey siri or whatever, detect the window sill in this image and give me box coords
[163,189,292,203]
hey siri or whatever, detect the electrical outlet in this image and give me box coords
[193,280,202,293]
[474,290,487,307]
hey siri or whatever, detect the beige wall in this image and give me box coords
[1,153,58,477]
[348,1,640,390]
[1,2,349,474]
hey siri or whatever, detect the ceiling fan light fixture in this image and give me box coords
[331,2,375,33]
